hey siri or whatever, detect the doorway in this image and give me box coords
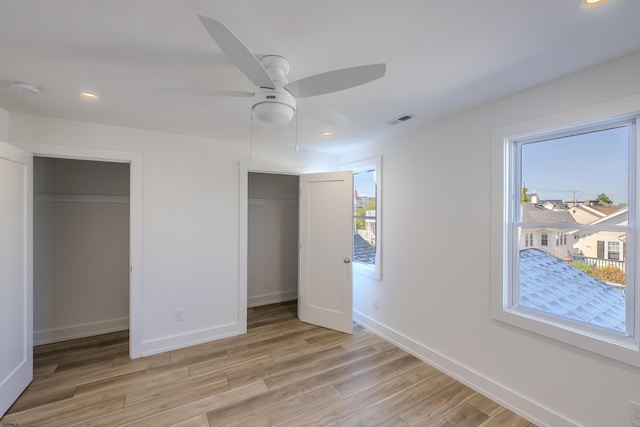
[17,141,143,359]
[240,164,354,335]
[33,157,130,346]
[247,172,300,309]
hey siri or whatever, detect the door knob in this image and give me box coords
[344,258,351,263]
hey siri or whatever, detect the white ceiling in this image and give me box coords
[1,0,640,154]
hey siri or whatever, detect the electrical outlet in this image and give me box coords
[373,298,379,310]
[631,401,640,426]
[174,309,184,322]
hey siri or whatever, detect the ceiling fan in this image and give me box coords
[168,16,386,125]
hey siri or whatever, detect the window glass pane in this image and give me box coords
[519,227,627,334]
[353,169,376,265]
[517,126,630,334]
[520,126,628,225]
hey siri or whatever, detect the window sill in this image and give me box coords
[354,261,380,280]
[492,303,640,368]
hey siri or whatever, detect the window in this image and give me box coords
[515,122,631,332]
[353,168,377,263]
[597,240,605,258]
[556,232,566,246]
[342,157,382,279]
[492,106,640,367]
[608,241,621,260]
[524,233,533,247]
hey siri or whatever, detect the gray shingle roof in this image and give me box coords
[519,248,626,333]
[353,232,376,264]
[521,204,576,224]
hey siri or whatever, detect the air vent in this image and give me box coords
[387,114,413,126]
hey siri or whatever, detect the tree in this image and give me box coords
[364,198,376,211]
[354,198,376,230]
[355,211,365,230]
[596,193,613,205]
[521,184,529,203]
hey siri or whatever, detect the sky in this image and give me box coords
[521,126,629,204]
[354,169,376,197]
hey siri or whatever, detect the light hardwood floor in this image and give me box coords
[2,301,536,426]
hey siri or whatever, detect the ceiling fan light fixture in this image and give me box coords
[253,102,295,124]
[251,86,296,124]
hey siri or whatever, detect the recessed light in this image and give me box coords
[321,131,334,137]
[79,91,99,100]
[583,0,608,8]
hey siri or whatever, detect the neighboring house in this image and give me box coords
[520,202,577,259]
[354,195,372,209]
[519,248,626,334]
[571,207,628,270]
[541,199,569,211]
[567,203,606,224]
[354,193,376,244]
[360,209,376,244]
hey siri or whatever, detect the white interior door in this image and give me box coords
[299,171,353,334]
[0,141,33,416]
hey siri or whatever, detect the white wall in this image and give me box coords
[247,172,299,307]
[34,157,130,195]
[0,106,8,140]
[33,157,130,344]
[341,52,640,427]
[8,114,338,356]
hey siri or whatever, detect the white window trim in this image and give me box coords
[342,156,382,280]
[491,95,640,368]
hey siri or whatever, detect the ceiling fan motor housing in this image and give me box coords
[252,86,296,124]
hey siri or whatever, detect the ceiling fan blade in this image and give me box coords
[197,16,275,90]
[158,88,253,97]
[299,99,351,127]
[285,63,386,98]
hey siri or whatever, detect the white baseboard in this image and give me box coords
[34,317,129,345]
[353,310,576,427]
[140,322,243,357]
[140,291,297,357]
[248,290,297,308]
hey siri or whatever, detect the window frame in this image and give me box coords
[491,99,640,368]
[342,156,382,280]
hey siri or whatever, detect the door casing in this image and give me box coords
[11,141,144,358]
